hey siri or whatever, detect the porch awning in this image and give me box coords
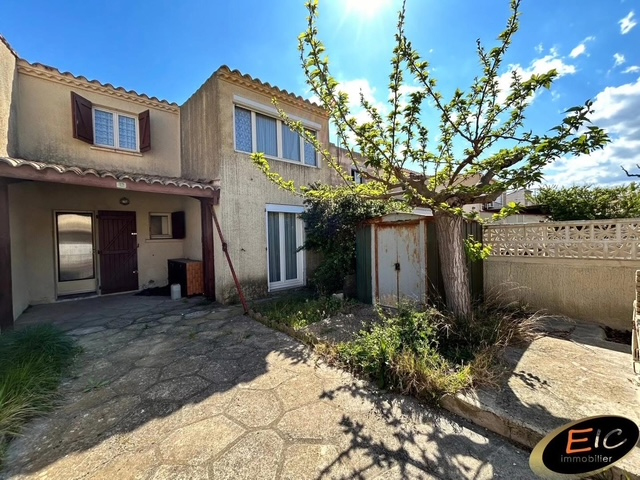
[0,157,219,202]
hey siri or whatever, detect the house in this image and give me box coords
[0,36,331,330]
[466,188,547,224]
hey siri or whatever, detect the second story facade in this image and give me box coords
[0,38,181,178]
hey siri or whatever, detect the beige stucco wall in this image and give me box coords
[485,257,637,330]
[15,65,180,176]
[181,72,332,302]
[8,181,200,314]
[0,40,18,156]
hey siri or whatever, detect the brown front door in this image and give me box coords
[98,211,138,294]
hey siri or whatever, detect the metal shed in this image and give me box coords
[355,213,431,307]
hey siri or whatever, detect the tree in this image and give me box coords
[253,0,609,319]
[534,184,640,221]
[622,164,640,178]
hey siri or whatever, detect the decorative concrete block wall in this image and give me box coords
[484,219,640,331]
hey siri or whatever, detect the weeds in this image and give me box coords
[323,299,543,404]
[83,378,110,393]
[253,292,355,330]
[0,325,80,467]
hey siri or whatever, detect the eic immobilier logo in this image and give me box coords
[530,415,639,479]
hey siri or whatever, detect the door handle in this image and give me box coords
[133,270,138,274]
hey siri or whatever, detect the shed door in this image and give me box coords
[98,211,139,294]
[376,222,425,307]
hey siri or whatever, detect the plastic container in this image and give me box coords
[170,284,182,300]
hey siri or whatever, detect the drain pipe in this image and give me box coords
[210,205,249,314]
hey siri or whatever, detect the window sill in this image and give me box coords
[235,150,319,169]
[91,146,143,157]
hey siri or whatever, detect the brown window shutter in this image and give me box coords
[171,211,186,239]
[71,92,93,144]
[139,110,151,152]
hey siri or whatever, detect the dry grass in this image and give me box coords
[313,296,546,404]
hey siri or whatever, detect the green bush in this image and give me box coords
[332,301,538,402]
[534,183,640,221]
[300,184,400,294]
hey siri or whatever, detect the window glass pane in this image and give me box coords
[304,130,317,166]
[94,110,114,146]
[235,107,252,152]
[282,125,300,162]
[256,114,278,157]
[150,215,169,237]
[118,115,137,150]
[56,213,94,282]
[267,212,281,282]
[283,213,298,280]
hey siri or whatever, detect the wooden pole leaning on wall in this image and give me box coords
[210,205,249,314]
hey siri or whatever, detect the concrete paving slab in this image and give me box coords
[441,316,640,479]
[3,294,540,480]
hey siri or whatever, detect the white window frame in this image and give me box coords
[149,213,172,239]
[351,168,364,184]
[265,204,306,291]
[93,107,139,152]
[233,96,320,167]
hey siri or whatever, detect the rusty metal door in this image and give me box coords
[98,211,138,295]
[376,222,425,307]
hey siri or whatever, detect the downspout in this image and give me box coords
[210,205,249,314]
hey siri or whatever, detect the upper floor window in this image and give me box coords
[94,108,138,151]
[71,91,151,153]
[351,168,364,184]
[234,105,317,167]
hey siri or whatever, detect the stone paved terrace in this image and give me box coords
[2,295,534,479]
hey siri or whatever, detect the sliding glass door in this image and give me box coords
[267,209,304,290]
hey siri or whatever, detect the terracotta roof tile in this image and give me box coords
[17,59,178,107]
[215,65,324,112]
[0,157,219,192]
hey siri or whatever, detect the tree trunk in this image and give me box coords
[434,211,472,319]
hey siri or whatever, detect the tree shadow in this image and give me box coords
[2,294,311,477]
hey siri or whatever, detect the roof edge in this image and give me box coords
[214,65,328,117]
[16,59,179,113]
[0,35,18,58]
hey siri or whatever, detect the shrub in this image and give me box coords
[331,301,540,402]
[534,183,640,221]
[300,184,400,294]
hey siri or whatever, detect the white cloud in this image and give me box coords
[569,36,595,59]
[613,53,626,67]
[569,44,586,59]
[623,65,640,74]
[619,11,637,34]
[497,50,576,104]
[543,78,640,185]
[535,43,544,54]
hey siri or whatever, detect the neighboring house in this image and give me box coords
[0,36,330,329]
[329,142,374,185]
[468,188,547,224]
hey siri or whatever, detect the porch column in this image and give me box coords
[0,182,13,332]
[200,198,215,300]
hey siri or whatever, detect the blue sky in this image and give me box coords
[2,0,639,186]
